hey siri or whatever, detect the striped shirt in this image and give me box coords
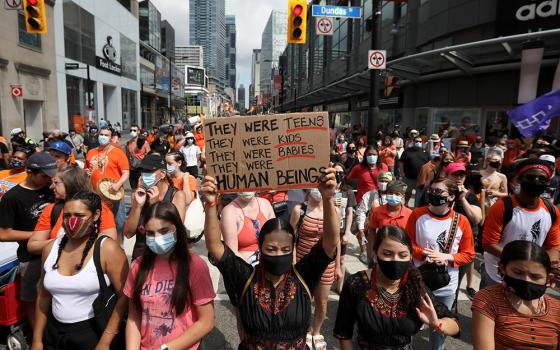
[472,284,560,350]
[296,215,335,285]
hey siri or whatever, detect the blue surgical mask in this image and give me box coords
[98,135,110,146]
[187,138,194,145]
[166,165,177,175]
[366,155,378,165]
[146,231,176,255]
[141,172,158,189]
[386,194,402,206]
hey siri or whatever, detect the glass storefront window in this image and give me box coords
[433,108,481,137]
[121,88,138,129]
[484,110,510,138]
[66,75,97,129]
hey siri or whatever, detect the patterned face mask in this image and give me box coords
[63,216,94,239]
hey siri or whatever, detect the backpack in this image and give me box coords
[50,202,64,229]
[479,196,558,252]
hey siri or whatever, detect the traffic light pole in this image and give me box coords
[86,64,92,110]
[367,0,382,146]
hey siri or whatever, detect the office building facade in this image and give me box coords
[175,45,204,70]
[238,84,246,111]
[189,0,226,91]
[225,15,237,91]
[260,10,287,105]
[250,49,261,106]
[161,20,175,63]
[54,0,141,132]
[139,0,161,51]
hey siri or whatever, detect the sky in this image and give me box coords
[150,0,284,107]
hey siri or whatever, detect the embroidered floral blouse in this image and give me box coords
[334,270,458,349]
[214,243,334,350]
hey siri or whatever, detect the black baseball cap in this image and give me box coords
[26,152,57,177]
[139,154,165,171]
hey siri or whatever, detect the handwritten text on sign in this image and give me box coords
[204,112,330,192]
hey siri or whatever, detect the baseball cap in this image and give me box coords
[139,154,165,171]
[49,140,73,156]
[10,128,23,136]
[26,152,57,177]
[446,162,467,175]
[378,172,394,182]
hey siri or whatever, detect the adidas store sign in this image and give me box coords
[516,0,560,21]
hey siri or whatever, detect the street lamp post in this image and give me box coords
[367,0,382,145]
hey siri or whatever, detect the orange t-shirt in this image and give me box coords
[172,174,198,198]
[369,204,412,231]
[379,145,397,167]
[35,201,116,239]
[194,129,205,150]
[85,145,130,191]
[0,170,27,199]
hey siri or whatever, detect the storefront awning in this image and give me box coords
[289,28,560,109]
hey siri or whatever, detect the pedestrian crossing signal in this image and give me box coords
[288,0,307,44]
[23,0,48,34]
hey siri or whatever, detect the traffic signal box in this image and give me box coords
[23,0,48,34]
[287,0,307,44]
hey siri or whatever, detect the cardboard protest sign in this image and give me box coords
[204,112,330,192]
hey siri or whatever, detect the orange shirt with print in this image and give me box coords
[369,204,412,231]
[0,170,27,199]
[482,196,560,248]
[405,206,475,267]
[85,145,130,192]
[35,201,116,239]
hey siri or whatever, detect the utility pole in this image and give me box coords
[367,0,382,145]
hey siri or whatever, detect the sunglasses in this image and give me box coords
[427,188,448,196]
[523,174,549,183]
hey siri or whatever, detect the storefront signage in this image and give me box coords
[96,36,121,75]
[497,0,560,36]
[204,112,330,192]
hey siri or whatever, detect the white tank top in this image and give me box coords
[43,237,111,324]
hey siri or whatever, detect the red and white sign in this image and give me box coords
[10,86,23,97]
[316,17,334,36]
[368,50,386,70]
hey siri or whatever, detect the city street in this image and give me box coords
[122,228,477,349]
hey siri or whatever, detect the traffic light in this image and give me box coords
[23,0,48,34]
[287,0,307,44]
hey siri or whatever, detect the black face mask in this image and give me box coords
[377,259,410,280]
[260,252,293,276]
[504,274,547,300]
[489,161,501,169]
[427,192,449,207]
[520,181,548,197]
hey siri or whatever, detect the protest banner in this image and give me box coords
[204,112,330,192]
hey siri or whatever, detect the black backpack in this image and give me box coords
[479,196,558,252]
[50,202,64,228]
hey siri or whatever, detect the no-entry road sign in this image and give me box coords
[316,17,334,36]
[368,50,386,70]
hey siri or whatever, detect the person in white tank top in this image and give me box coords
[32,192,129,350]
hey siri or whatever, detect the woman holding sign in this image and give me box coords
[201,169,339,350]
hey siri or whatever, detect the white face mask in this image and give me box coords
[379,182,388,191]
[130,131,138,138]
[238,192,256,201]
[309,188,322,202]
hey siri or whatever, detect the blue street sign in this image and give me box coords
[311,5,362,19]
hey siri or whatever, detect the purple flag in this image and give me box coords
[507,89,560,137]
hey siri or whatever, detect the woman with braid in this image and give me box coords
[32,192,129,350]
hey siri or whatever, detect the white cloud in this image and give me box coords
[150,0,285,107]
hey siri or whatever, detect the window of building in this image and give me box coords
[332,18,348,59]
[63,2,95,65]
[121,88,137,129]
[117,0,131,11]
[121,34,137,80]
[18,12,41,49]
[66,75,97,129]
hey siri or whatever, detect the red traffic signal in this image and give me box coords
[23,0,48,34]
[288,0,307,44]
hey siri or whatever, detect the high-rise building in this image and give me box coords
[139,0,161,51]
[238,84,246,111]
[161,20,175,63]
[175,46,204,71]
[189,0,226,91]
[260,10,287,101]
[250,49,261,106]
[225,15,236,91]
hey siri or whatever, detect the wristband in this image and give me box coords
[103,329,119,335]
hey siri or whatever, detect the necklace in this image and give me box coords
[506,289,547,316]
